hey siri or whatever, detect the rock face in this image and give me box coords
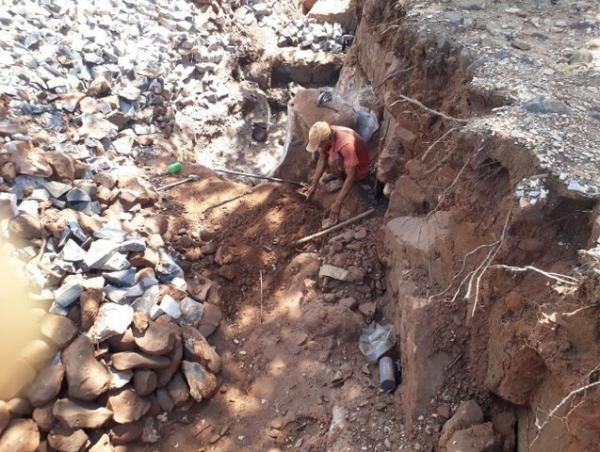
[181,361,218,402]
[181,326,222,374]
[27,355,64,407]
[0,419,40,452]
[52,399,112,429]
[63,336,111,401]
[107,388,151,424]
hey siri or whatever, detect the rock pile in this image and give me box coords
[240,0,355,53]
[0,145,224,449]
[0,152,223,449]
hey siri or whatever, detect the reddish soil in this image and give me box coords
[136,165,417,451]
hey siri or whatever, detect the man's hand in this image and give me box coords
[305,183,317,200]
[327,201,341,224]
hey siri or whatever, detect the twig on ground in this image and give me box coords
[421,127,460,161]
[490,264,579,286]
[259,270,264,324]
[389,94,469,123]
[531,379,600,447]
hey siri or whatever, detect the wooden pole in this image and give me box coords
[296,209,375,244]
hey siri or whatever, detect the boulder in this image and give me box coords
[52,398,112,429]
[133,320,177,356]
[80,289,102,331]
[439,400,484,449]
[156,337,183,387]
[47,424,89,452]
[181,361,218,402]
[111,352,171,370]
[40,314,78,348]
[134,370,158,396]
[197,303,222,337]
[63,336,111,401]
[107,388,151,424]
[0,419,40,452]
[8,141,52,177]
[155,389,174,413]
[446,422,498,452]
[109,421,143,445]
[308,0,356,29]
[32,403,55,432]
[107,329,137,352]
[27,355,64,407]
[88,433,113,452]
[167,372,190,406]
[88,303,134,342]
[181,326,221,373]
[45,152,75,180]
[6,398,32,417]
[273,88,356,182]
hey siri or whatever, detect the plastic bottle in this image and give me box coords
[167,161,182,174]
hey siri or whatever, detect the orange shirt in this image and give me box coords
[322,127,370,181]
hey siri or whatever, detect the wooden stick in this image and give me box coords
[214,168,306,186]
[296,209,375,244]
[259,270,264,324]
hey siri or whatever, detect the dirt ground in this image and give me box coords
[116,160,417,451]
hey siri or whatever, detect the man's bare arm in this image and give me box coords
[329,166,356,219]
[307,152,327,199]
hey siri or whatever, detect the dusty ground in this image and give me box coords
[136,166,417,452]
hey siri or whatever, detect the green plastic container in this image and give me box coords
[167,161,182,174]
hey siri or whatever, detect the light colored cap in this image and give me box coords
[306,121,331,153]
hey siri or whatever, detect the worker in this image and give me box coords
[305,121,370,224]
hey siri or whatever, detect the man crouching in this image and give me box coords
[305,121,370,225]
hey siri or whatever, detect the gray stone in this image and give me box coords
[83,239,121,269]
[66,187,91,203]
[54,282,84,307]
[105,283,144,303]
[319,264,348,281]
[182,361,218,402]
[45,181,72,198]
[87,303,134,342]
[179,297,204,326]
[131,285,160,315]
[61,239,86,262]
[524,97,571,115]
[103,268,136,287]
[117,85,142,101]
[94,227,127,242]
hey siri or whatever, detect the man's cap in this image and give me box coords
[306,121,331,153]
